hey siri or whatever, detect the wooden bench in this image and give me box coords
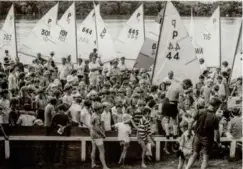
[0,136,241,161]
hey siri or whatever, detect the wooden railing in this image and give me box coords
[0,136,241,161]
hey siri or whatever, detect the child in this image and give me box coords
[113,113,132,165]
[177,128,194,169]
[137,107,155,168]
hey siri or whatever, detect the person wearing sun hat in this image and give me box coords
[67,92,82,126]
[90,102,110,169]
[101,102,112,131]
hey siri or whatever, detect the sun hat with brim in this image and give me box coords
[64,85,72,91]
[102,102,111,107]
[93,102,103,110]
[72,92,82,98]
[122,114,132,123]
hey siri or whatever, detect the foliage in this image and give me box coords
[0,1,241,20]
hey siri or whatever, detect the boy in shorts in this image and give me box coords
[113,113,132,165]
[137,107,155,168]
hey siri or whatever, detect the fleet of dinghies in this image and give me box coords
[0,2,242,84]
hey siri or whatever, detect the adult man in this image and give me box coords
[80,100,92,128]
[163,79,193,139]
[44,98,57,127]
[185,97,221,169]
[58,57,69,89]
[89,48,98,62]
[118,57,127,71]
[162,71,180,88]
[89,55,101,86]
[15,57,24,72]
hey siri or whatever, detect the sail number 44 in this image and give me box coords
[166,42,180,60]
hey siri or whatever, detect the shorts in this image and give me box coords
[193,135,213,155]
[92,138,104,146]
[162,100,178,118]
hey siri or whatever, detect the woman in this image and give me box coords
[90,102,110,169]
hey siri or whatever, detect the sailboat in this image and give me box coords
[196,7,221,68]
[230,22,242,82]
[18,3,59,64]
[115,4,145,69]
[94,4,116,64]
[52,2,77,64]
[77,6,97,61]
[0,4,17,62]
[152,1,201,85]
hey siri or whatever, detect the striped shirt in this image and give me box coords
[137,116,151,141]
[133,109,143,126]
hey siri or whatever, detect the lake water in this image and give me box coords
[2,16,242,67]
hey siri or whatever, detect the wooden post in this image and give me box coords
[155,141,160,161]
[230,140,236,159]
[81,140,86,161]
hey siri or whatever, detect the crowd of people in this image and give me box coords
[0,48,242,169]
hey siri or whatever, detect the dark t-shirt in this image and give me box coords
[51,113,69,127]
[194,109,219,140]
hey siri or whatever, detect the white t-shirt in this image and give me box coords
[101,110,111,131]
[114,122,131,142]
[62,94,73,106]
[80,107,91,128]
[68,102,82,123]
[59,65,69,80]
[17,114,36,126]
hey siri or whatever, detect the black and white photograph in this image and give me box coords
[0,0,242,169]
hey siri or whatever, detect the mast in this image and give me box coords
[13,4,18,58]
[74,2,78,63]
[142,2,145,40]
[93,1,99,49]
[151,1,167,82]
[219,6,222,69]
[229,22,242,83]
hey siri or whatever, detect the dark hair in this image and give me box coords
[183,79,193,88]
[199,75,205,79]
[147,99,156,108]
[151,85,158,93]
[217,76,223,80]
[84,100,92,107]
[49,98,57,105]
[209,97,221,107]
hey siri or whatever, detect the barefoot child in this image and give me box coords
[137,107,155,168]
[113,113,132,165]
[177,129,194,169]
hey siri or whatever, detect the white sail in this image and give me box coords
[0,4,17,61]
[94,4,116,63]
[18,3,58,63]
[52,2,77,63]
[77,7,97,60]
[231,23,242,81]
[115,4,145,68]
[196,7,220,68]
[152,2,201,85]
